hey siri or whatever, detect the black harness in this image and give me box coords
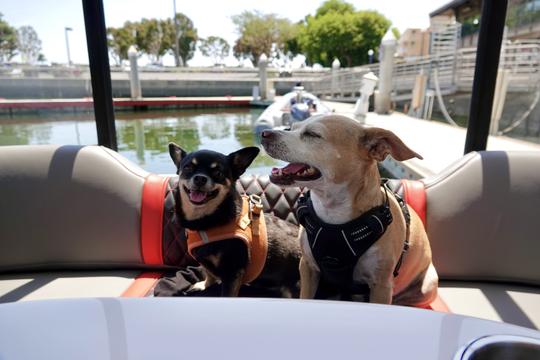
[296,180,411,300]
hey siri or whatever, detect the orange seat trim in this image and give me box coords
[401,179,427,227]
[121,272,163,297]
[140,174,169,265]
[425,294,451,313]
[399,180,449,312]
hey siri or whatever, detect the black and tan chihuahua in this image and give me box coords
[169,143,301,297]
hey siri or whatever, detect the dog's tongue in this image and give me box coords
[189,190,207,203]
[281,163,308,175]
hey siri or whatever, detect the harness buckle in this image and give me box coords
[249,194,263,215]
[248,194,263,237]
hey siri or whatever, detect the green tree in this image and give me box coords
[0,13,18,63]
[107,24,135,65]
[17,26,42,63]
[232,11,297,64]
[106,14,197,66]
[391,27,401,40]
[135,18,166,63]
[161,13,198,65]
[199,36,230,65]
[297,1,391,67]
[284,22,302,56]
[315,0,355,17]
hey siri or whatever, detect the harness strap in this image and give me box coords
[186,195,268,284]
[297,180,413,299]
[401,180,426,226]
[296,187,393,297]
[384,180,411,277]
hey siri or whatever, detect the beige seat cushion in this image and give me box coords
[0,271,141,303]
[439,281,540,330]
[0,145,149,273]
[425,151,540,286]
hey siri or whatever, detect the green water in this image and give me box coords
[0,108,285,175]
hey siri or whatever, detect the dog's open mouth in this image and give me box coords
[270,163,321,185]
[183,186,219,205]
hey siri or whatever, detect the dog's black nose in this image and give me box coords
[193,175,207,186]
[261,130,274,139]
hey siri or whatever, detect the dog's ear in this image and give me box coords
[169,142,187,167]
[360,127,423,162]
[228,147,260,178]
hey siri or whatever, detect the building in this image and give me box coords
[430,0,540,47]
[397,28,431,58]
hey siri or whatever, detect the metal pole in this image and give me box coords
[173,0,183,67]
[64,27,72,65]
[464,0,508,154]
[82,0,118,150]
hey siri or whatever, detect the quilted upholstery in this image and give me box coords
[236,175,305,225]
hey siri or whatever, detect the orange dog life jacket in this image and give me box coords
[187,195,268,284]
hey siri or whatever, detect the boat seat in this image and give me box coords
[0,271,141,303]
[0,145,176,303]
[437,281,540,329]
[1,145,539,331]
[0,145,305,303]
[424,151,540,329]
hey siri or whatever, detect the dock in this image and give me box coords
[0,97,252,113]
[325,101,540,179]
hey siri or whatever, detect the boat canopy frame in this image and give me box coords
[82,0,117,151]
[464,0,508,154]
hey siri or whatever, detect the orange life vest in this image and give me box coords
[187,195,268,284]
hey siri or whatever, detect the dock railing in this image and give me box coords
[307,42,540,100]
[2,42,539,101]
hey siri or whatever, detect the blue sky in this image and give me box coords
[1,0,449,66]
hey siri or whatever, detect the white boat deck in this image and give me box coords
[324,101,540,178]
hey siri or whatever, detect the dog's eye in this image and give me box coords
[213,169,224,178]
[182,164,194,173]
[302,131,322,139]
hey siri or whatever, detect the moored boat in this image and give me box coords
[254,85,332,134]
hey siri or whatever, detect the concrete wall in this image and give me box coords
[0,78,305,99]
[0,78,93,99]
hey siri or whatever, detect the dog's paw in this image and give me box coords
[187,280,207,294]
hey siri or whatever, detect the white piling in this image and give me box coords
[128,46,141,99]
[258,53,268,100]
[375,30,397,114]
[252,86,259,101]
[331,58,341,98]
[354,72,378,122]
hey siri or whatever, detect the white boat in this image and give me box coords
[254,86,332,134]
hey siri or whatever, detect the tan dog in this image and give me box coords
[260,114,438,306]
